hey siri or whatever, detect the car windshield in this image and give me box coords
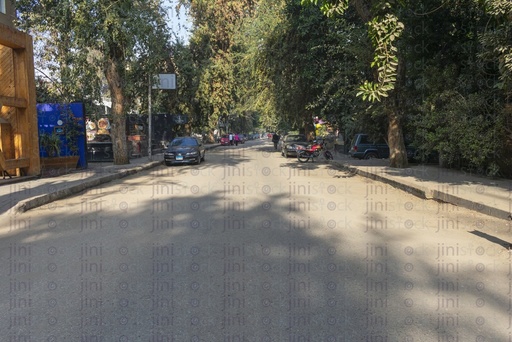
[285,135,307,142]
[169,138,198,147]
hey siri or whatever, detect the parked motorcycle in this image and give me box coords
[295,141,333,162]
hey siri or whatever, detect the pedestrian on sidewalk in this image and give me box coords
[229,133,233,145]
[234,133,240,146]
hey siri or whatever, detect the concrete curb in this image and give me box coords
[12,144,222,214]
[344,164,429,200]
[14,144,506,220]
[430,189,510,221]
[12,160,164,214]
[331,161,510,221]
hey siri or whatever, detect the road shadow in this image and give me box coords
[0,154,510,340]
[469,230,512,249]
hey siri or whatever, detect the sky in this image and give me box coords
[164,0,192,43]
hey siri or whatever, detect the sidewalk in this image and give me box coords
[0,153,163,215]
[329,152,512,221]
[0,144,218,215]
[1,143,511,221]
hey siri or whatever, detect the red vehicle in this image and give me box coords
[220,134,230,146]
[295,141,333,162]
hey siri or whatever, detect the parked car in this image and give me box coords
[281,134,309,157]
[349,133,436,162]
[238,134,247,143]
[220,134,230,146]
[164,137,205,166]
[349,133,389,159]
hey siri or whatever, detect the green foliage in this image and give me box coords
[62,109,85,156]
[16,0,173,164]
[22,0,512,175]
[398,0,511,176]
[478,0,512,94]
[303,0,404,102]
[249,1,334,132]
[183,0,258,132]
[357,14,403,102]
[416,91,501,169]
[301,0,349,18]
[39,132,62,157]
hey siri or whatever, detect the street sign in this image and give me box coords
[152,74,176,90]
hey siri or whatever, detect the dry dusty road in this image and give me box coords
[1,140,511,341]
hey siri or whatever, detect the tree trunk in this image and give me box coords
[387,109,408,168]
[303,114,316,141]
[387,29,408,169]
[105,54,129,165]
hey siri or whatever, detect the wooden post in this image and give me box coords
[0,22,40,176]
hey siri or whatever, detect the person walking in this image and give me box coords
[229,133,233,145]
[272,132,280,150]
[234,133,240,146]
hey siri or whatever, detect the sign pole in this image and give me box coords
[149,73,175,160]
[148,75,152,160]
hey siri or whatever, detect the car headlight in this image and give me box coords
[187,151,199,156]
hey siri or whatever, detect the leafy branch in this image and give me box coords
[357,14,403,102]
[300,0,349,18]
[301,1,404,102]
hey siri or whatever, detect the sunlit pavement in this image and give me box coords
[0,140,511,340]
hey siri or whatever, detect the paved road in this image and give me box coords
[1,140,511,341]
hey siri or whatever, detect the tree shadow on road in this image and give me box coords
[0,151,510,341]
[469,230,512,249]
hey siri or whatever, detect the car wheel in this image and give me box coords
[165,161,172,166]
[201,152,205,162]
[364,152,378,159]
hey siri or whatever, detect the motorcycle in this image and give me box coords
[295,141,333,162]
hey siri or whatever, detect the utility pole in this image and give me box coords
[148,73,176,161]
[148,75,153,160]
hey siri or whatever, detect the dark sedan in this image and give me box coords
[164,137,205,166]
[281,134,308,157]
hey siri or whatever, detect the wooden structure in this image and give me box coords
[0,149,29,178]
[0,21,40,176]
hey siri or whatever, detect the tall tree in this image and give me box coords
[302,0,409,167]
[16,0,172,164]
[179,0,258,135]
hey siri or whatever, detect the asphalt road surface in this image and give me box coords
[1,139,511,341]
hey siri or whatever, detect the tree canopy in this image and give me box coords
[16,0,512,176]
[16,0,173,164]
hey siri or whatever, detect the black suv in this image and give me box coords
[349,134,389,159]
[349,133,435,162]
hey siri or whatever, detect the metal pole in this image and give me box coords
[148,75,152,160]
